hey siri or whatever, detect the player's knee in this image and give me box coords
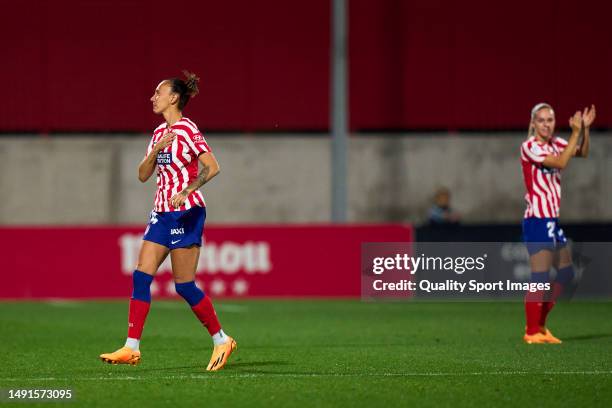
[175,281,205,306]
[555,265,575,285]
[137,256,165,273]
[530,270,550,283]
[132,270,154,303]
[135,261,155,274]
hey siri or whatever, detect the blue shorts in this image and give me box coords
[143,206,206,250]
[522,217,568,256]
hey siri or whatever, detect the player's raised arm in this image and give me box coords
[575,104,596,158]
[541,111,582,169]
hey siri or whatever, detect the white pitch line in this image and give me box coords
[2,371,612,382]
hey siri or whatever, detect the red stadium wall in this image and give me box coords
[1,0,610,132]
[0,225,413,299]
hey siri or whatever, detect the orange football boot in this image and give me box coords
[523,332,549,344]
[206,337,237,371]
[541,327,562,344]
[99,346,141,365]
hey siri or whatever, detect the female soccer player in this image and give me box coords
[520,102,595,344]
[100,71,236,370]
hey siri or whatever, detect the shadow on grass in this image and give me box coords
[134,365,207,372]
[562,333,612,341]
[228,361,290,368]
[124,360,291,373]
[246,343,406,350]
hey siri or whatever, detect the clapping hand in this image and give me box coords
[582,105,596,128]
[569,111,583,132]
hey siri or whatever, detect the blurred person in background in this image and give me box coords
[427,187,461,226]
[100,71,236,371]
[520,102,595,344]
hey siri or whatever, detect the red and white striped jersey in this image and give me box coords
[146,117,212,212]
[520,135,568,219]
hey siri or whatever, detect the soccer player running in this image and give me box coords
[520,102,595,344]
[100,71,236,370]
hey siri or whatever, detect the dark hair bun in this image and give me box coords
[182,70,200,97]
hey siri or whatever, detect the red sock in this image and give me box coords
[127,299,151,339]
[191,296,221,336]
[539,282,564,327]
[525,290,545,335]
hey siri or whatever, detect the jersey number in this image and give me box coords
[546,221,556,243]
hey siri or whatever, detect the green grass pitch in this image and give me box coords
[1,300,611,407]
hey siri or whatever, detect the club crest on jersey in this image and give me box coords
[170,228,185,235]
[157,152,172,165]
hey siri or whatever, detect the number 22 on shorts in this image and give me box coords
[546,221,556,244]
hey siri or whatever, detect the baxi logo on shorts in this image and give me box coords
[157,152,172,165]
[143,206,205,248]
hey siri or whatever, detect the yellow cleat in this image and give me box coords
[206,337,237,371]
[100,346,141,365]
[541,327,562,344]
[523,332,549,344]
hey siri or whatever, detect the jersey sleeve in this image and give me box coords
[521,140,548,164]
[188,131,212,156]
[553,136,568,153]
[174,123,212,156]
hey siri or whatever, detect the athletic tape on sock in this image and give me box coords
[132,270,154,303]
[555,265,575,285]
[175,281,205,306]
